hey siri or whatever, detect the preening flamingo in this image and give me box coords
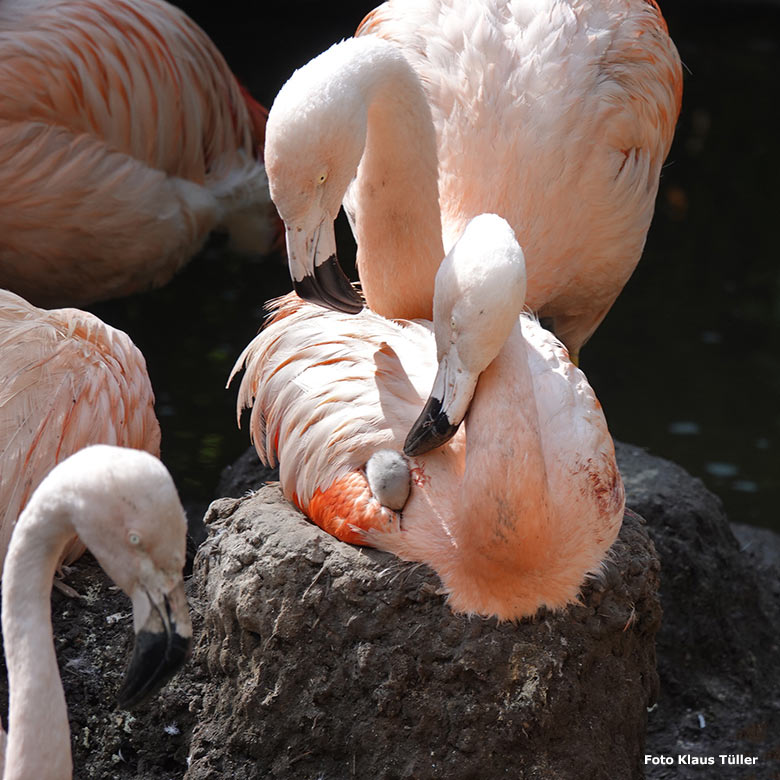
[0,445,191,780]
[231,214,625,620]
[0,0,276,307]
[265,0,682,360]
[0,289,160,574]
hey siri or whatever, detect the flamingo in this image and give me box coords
[264,0,682,361]
[0,289,160,574]
[0,445,192,780]
[0,0,276,307]
[231,214,625,620]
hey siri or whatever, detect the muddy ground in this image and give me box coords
[0,443,777,779]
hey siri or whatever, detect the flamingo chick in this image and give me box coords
[264,0,682,360]
[0,0,276,307]
[0,289,160,574]
[231,214,625,620]
[0,445,191,780]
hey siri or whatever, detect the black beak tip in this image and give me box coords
[294,255,363,314]
[117,630,191,710]
[403,396,460,457]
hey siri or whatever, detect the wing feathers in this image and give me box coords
[0,291,160,570]
[230,293,436,505]
[0,0,274,305]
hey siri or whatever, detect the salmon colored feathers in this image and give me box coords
[0,290,160,573]
[0,0,276,307]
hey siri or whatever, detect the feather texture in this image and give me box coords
[0,290,160,570]
[231,282,623,619]
[353,0,682,350]
[0,0,275,306]
[231,293,436,508]
[267,0,682,357]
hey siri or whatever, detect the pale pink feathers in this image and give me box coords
[232,290,624,620]
[351,0,682,355]
[0,290,160,571]
[0,0,276,306]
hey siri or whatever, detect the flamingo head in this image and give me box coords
[266,38,405,314]
[405,215,527,456]
[41,445,193,709]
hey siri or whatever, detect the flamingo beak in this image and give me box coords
[117,579,192,709]
[285,220,363,313]
[404,352,479,457]
[404,394,459,456]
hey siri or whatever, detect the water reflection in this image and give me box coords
[89,3,779,531]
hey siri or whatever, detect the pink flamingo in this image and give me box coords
[231,215,624,620]
[0,290,160,573]
[264,0,682,361]
[0,445,192,779]
[0,0,276,307]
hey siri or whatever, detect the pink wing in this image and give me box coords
[0,0,258,180]
[0,0,275,305]
[0,291,161,570]
[355,0,682,356]
[230,292,437,526]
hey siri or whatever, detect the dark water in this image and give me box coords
[91,2,780,531]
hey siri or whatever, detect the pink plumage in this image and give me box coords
[0,290,160,571]
[232,215,625,620]
[0,0,276,306]
[265,0,682,360]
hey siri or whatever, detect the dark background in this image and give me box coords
[91,0,780,531]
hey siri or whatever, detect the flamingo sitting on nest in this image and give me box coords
[0,289,160,574]
[231,214,625,620]
[0,445,191,780]
[263,0,682,361]
[0,0,277,307]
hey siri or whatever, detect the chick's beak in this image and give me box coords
[118,579,192,709]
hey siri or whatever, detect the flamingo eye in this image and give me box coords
[317,172,328,185]
[128,531,142,547]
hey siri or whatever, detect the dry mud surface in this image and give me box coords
[0,442,776,779]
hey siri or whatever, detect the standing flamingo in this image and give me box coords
[264,0,682,360]
[0,290,160,573]
[0,0,276,307]
[231,215,624,620]
[0,445,192,779]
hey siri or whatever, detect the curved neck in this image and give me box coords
[447,325,558,613]
[349,47,443,319]
[459,327,551,544]
[2,507,74,780]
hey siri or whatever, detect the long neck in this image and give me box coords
[445,325,558,618]
[350,51,443,320]
[2,505,74,780]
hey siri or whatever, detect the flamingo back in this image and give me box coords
[356,0,682,352]
[0,0,274,305]
[230,292,438,514]
[0,0,258,178]
[0,291,160,571]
